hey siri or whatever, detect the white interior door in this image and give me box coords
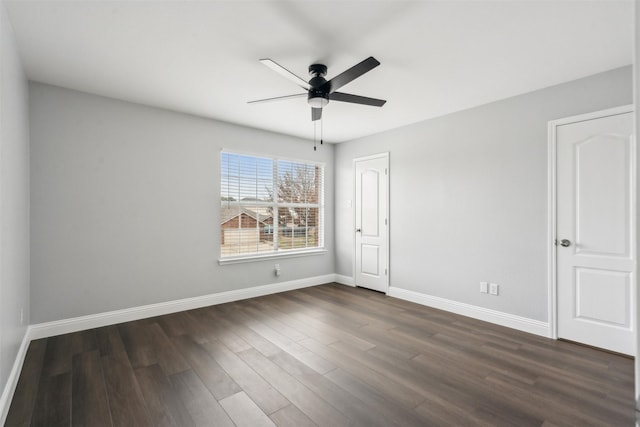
[355,154,388,293]
[555,108,635,356]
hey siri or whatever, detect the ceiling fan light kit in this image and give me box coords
[249,56,386,149]
[307,64,330,108]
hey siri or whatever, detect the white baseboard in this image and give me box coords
[388,286,551,338]
[334,274,355,287]
[29,274,336,340]
[0,327,31,426]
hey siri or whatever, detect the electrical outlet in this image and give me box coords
[489,283,499,296]
[480,282,488,293]
[274,264,281,277]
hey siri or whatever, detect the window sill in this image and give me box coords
[218,249,327,265]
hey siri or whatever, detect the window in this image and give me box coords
[220,151,324,259]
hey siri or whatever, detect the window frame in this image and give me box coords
[218,150,326,264]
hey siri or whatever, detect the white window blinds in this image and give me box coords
[220,152,324,258]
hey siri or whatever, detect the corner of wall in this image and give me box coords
[0,329,30,425]
[0,2,32,423]
[335,274,355,287]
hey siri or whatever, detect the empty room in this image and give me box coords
[1,1,639,426]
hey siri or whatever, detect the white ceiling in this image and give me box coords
[4,0,634,143]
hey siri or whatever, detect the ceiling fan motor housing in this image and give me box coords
[308,64,329,107]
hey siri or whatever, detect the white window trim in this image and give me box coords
[219,150,325,262]
[218,248,327,265]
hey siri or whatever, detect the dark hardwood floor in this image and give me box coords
[5,283,635,426]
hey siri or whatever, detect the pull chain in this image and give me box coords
[312,112,324,151]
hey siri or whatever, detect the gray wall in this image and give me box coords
[634,0,639,411]
[0,0,30,412]
[29,83,334,323]
[335,66,633,322]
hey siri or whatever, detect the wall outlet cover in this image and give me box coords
[480,282,488,293]
[489,283,499,296]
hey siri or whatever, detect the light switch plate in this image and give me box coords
[489,283,499,296]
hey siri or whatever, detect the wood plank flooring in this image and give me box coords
[5,283,635,426]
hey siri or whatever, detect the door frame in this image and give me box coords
[353,152,390,294]
[547,104,636,340]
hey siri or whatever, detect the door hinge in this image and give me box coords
[385,268,388,276]
[385,218,387,225]
[385,168,388,175]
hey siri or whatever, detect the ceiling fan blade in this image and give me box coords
[329,92,386,107]
[312,107,322,121]
[321,56,380,93]
[248,93,307,104]
[260,59,311,90]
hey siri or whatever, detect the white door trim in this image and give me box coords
[547,104,635,340]
[353,152,390,294]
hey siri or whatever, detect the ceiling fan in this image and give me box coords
[248,56,386,121]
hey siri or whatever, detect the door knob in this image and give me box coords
[559,239,571,247]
